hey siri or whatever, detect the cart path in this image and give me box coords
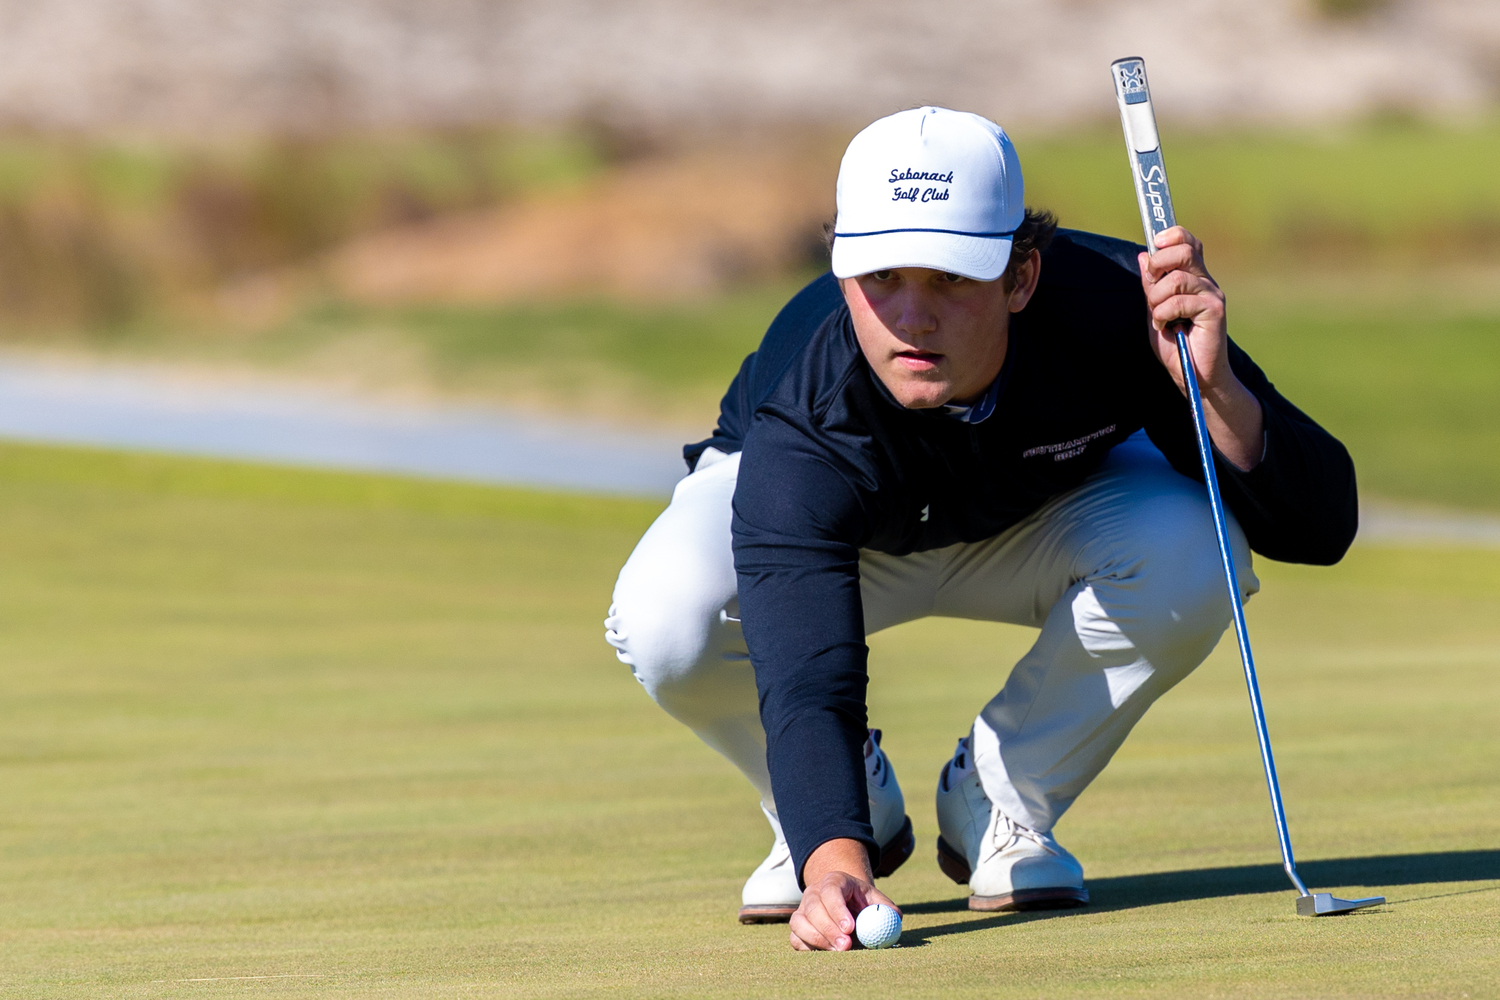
[1357,500,1500,548]
[0,353,1495,544]
[0,354,686,499]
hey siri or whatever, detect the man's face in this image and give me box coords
[842,256,1038,409]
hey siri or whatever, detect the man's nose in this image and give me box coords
[893,290,937,337]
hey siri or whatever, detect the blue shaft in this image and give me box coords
[1174,327,1310,898]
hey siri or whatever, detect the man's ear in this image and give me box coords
[1007,250,1042,313]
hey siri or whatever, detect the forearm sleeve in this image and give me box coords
[1146,339,1359,564]
[731,416,878,884]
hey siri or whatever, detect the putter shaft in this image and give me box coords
[1174,329,1309,900]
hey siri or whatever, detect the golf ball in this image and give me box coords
[854,903,902,949]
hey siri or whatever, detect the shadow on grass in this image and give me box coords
[900,850,1500,944]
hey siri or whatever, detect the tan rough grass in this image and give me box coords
[323,151,835,305]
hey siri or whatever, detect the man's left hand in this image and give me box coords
[789,837,899,951]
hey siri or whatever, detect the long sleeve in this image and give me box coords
[731,413,878,884]
[1144,338,1359,565]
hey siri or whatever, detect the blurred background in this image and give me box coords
[0,0,1494,508]
[0,0,1488,514]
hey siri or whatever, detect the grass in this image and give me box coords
[130,278,816,430]
[1013,117,1500,265]
[1,115,1497,325]
[0,442,1496,997]
[1226,270,1500,511]
[0,129,605,326]
[0,130,602,220]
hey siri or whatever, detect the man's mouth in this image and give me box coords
[895,349,943,372]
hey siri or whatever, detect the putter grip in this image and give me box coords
[1110,57,1177,251]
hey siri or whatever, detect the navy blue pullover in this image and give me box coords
[683,230,1358,884]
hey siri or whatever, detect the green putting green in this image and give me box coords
[0,443,1495,997]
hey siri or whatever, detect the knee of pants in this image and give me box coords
[1086,482,1259,682]
[604,451,743,714]
[606,576,743,713]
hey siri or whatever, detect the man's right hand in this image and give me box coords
[788,838,900,951]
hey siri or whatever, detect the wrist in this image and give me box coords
[802,837,874,889]
[1201,371,1254,412]
[1201,373,1265,472]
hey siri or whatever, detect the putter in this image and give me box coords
[1109,56,1383,918]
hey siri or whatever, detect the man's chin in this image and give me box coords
[876,367,953,409]
[894,387,954,410]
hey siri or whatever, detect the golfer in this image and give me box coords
[605,107,1355,951]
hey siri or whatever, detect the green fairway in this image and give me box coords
[0,443,1496,998]
[1227,269,1500,512]
[1014,118,1500,267]
[189,280,813,430]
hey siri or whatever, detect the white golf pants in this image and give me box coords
[604,431,1257,835]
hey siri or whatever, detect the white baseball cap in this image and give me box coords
[830,107,1025,282]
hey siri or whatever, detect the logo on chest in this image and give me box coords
[1021,424,1117,462]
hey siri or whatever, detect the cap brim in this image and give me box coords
[830,230,1012,281]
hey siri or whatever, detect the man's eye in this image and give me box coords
[871,270,895,280]
[939,272,965,283]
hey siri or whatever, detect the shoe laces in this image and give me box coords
[864,728,887,786]
[986,810,1060,860]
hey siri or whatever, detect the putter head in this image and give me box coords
[1296,892,1385,916]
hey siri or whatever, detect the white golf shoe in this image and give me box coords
[738,729,915,923]
[934,735,1089,912]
